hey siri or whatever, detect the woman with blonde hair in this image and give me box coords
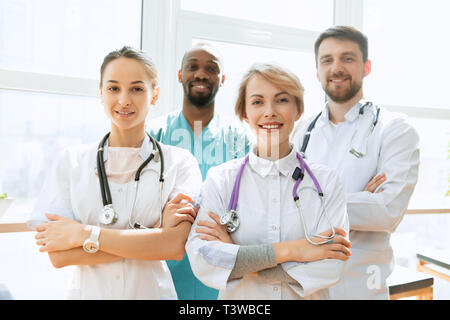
[186,63,351,299]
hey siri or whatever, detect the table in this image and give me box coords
[388,265,434,300]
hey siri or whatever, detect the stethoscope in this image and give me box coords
[220,151,336,245]
[299,100,380,159]
[97,132,164,228]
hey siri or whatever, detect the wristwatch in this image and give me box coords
[83,225,101,253]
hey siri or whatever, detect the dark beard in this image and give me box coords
[185,83,218,108]
[186,92,215,108]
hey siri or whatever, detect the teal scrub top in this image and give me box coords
[149,110,252,300]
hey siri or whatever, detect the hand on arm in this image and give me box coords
[195,211,233,244]
[364,173,386,193]
[35,214,122,268]
[195,214,351,263]
[274,227,351,264]
[35,214,89,252]
[159,193,197,228]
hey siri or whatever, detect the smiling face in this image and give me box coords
[316,38,371,103]
[178,48,225,108]
[243,74,301,159]
[100,57,159,134]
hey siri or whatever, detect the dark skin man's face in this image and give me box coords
[179,49,224,108]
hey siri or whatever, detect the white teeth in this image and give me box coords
[117,111,133,115]
[261,124,281,129]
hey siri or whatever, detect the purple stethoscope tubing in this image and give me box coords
[226,152,335,245]
[227,156,249,212]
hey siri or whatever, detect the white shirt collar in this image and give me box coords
[248,145,298,178]
[320,98,368,125]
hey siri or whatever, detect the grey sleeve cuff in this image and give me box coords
[228,244,277,280]
[257,265,298,283]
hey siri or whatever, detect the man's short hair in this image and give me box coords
[181,42,224,72]
[314,26,369,64]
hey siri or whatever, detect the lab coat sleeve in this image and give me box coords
[185,167,240,291]
[346,117,420,233]
[166,148,203,202]
[28,148,76,228]
[282,168,349,297]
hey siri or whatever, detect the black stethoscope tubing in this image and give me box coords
[300,101,379,158]
[97,132,164,209]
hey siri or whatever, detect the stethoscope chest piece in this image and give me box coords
[99,204,118,225]
[220,210,240,233]
[96,132,164,227]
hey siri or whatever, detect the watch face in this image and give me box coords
[83,241,99,253]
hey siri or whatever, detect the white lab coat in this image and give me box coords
[30,135,202,299]
[186,147,349,299]
[292,101,420,300]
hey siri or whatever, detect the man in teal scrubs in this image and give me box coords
[150,43,252,299]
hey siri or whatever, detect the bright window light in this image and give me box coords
[0,0,142,79]
[181,0,334,31]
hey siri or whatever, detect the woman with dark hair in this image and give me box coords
[31,47,202,299]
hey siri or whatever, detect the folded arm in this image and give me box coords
[347,118,420,233]
[36,193,197,267]
[39,220,191,267]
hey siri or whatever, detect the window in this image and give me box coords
[0,89,108,218]
[0,0,142,220]
[193,39,324,119]
[0,0,143,300]
[0,0,142,79]
[172,0,338,121]
[181,0,334,31]
[361,1,450,295]
[361,0,450,210]
[363,0,450,109]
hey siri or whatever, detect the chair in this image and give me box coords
[417,249,450,282]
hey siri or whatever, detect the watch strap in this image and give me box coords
[89,225,100,242]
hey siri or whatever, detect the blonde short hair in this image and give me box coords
[235,63,304,121]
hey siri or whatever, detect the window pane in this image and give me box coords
[181,0,334,31]
[193,39,325,121]
[363,0,450,109]
[0,89,109,219]
[407,117,450,209]
[0,0,142,79]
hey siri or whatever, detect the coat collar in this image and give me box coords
[248,145,298,178]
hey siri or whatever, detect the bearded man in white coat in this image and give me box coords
[293,26,420,300]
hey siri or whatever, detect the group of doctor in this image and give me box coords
[31,25,419,300]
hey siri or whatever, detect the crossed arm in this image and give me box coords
[194,174,385,281]
[35,193,197,268]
